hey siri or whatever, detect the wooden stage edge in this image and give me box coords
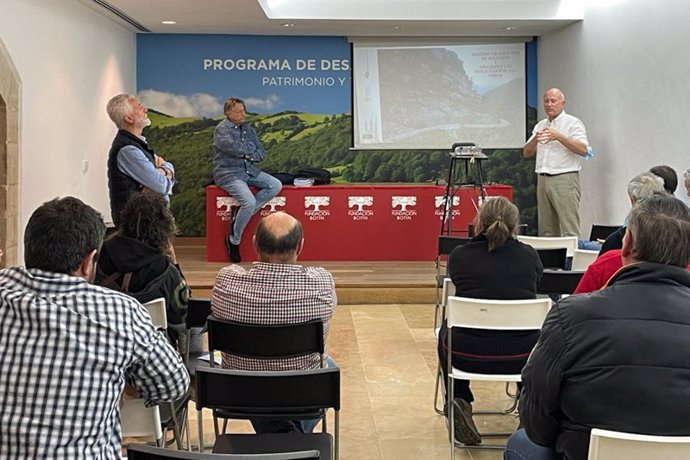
[175,238,436,305]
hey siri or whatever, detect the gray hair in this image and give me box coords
[627,172,665,203]
[627,194,690,267]
[106,93,135,129]
[684,168,690,187]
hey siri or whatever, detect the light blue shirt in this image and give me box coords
[117,145,175,200]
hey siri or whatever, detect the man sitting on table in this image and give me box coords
[211,211,337,434]
[0,197,189,459]
[505,193,690,460]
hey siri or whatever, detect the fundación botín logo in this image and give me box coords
[391,196,417,221]
[304,196,331,221]
[215,196,240,221]
[260,196,287,216]
[434,196,461,220]
[348,196,374,221]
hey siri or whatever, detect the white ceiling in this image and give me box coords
[80,0,582,37]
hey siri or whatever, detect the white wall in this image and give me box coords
[537,0,690,236]
[0,0,135,261]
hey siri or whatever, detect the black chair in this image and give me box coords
[537,269,585,297]
[127,444,320,459]
[196,367,340,460]
[589,225,620,242]
[185,298,212,376]
[536,248,568,270]
[205,317,326,441]
[435,235,471,328]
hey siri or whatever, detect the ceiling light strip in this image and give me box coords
[89,0,151,32]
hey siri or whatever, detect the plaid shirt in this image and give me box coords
[0,267,189,459]
[211,262,337,370]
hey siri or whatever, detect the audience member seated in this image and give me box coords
[437,196,543,445]
[599,171,665,256]
[211,211,337,434]
[650,164,678,194]
[0,197,188,458]
[96,192,201,355]
[506,194,690,460]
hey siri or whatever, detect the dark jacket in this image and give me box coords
[439,235,544,368]
[520,262,690,460]
[95,235,190,328]
[107,129,157,226]
[598,225,625,256]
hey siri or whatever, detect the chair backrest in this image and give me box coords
[142,297,168,329]
[195,366,340,414]
[207,316,324,366]
[121,398,163,443]
[517,235,578,258]
[572,249,599,271]
[186,297,212,328]
[441,277,454,309]
[446,296,551,331]
[127,444,321,459]
[438,235,472,256]
[536,248,568,270]
[537,269,584,296]
[126,298,170,445]
[589,225,620,242]
[588,428,690,460]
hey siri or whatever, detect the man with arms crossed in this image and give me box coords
[524,88,590,237]
[106,93,176,227]
[211,211,336,433]
[213,97,282,263]
[0,197,189,459]
[505,194,690,460]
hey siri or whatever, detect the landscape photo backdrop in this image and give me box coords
[138,35,538,236]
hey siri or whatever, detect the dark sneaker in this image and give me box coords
[225,236,241,263]
[453,398,481,445]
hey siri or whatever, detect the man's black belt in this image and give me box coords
[538,171,578,177]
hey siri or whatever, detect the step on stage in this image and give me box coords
[176,238,436,305]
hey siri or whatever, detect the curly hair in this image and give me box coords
[118,193,176,254]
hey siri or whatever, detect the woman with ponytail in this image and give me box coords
[438,196,543,445]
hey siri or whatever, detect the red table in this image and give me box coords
[206,184,512,262]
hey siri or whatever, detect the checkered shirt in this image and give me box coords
[0,267,190,459]
[211,262,337,371]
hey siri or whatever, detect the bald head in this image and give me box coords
[254,212,304,262]
[543,88,565,121]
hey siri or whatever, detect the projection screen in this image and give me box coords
[352,40,526,150]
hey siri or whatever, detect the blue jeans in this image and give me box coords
[251,356,337,434]
[504,429,562,460]
[216,171,282,245]
[578,239,602,251]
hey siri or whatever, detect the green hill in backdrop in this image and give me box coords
[143,109,537,237]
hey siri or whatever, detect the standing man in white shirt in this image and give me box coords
[523,88,590,237]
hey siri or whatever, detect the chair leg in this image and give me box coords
[197,410,204,453]
[221,417,228,435]
[449,378,455,460]
[334,410,340,460]
[185,411,192,452]
[213,413,220,437]
[433,363,446,415]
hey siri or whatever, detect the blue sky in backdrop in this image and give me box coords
[137,34,352,117]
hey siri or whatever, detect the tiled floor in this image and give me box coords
[180,304,517,459]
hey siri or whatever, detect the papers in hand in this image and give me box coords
[198,351,222,365]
